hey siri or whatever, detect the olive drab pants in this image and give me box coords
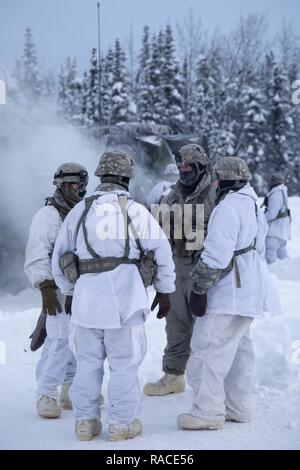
[162,256,196,376]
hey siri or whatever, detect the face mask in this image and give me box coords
[77,183,88,198]
[179,166,198,187]
[61,183,87,204]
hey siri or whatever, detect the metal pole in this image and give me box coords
[97,2,102,124]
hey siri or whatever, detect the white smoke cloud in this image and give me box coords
[1,100,102,242]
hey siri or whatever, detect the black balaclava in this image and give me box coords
[100,175,130,191]
[216,179,248,203]
[179,163,206,195]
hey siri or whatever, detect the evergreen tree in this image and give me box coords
[81,71,89,124]
[101,49,114,126]
[57,57,81,121]
[182,56,197,133]
[86,47,100,126]
[260,52,296,190]
[161,24,184,133]
[22,27,41,102]
[146,32,165,125]
[111,39,136,125]
[42,71,56,101]
[237,83,267,191]
[136,26,153,122]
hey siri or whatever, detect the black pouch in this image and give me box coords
[138,250,158,288]
[29,311,47,351]
[59,252,79,283]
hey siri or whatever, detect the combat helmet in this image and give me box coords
[95,150,134,179]
[176,144,209,168]
[270,171,285,186]
[214,157,250,181]
[53,162,89,187]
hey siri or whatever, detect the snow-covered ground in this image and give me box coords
[0,198,300,450]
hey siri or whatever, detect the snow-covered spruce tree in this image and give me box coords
[17,27,41,103]
[11,59,24,104]
[176,7,204,109]
[101,48,114,126]
[42,71,56,101]
[140,32,165,126]
[194,49,226,162]
[195,55,215,139]
[213,76,240,162]
[264,51,297,191]
[182,56,197,133]
[86,47,100,127]
[80,71,89,125]
[136,26,153,123]
[110,38,136,125]
[161,24,184,133]
[236,81,268,192]
[57,57,82,123]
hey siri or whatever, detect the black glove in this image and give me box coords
[65,295,73,315]
[151,293,171,319]
[189,291,207,317]
[39,280,62,316]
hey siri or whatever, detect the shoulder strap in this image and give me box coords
[45,197,68,222]
[76,196,99,258]
[118,195,143,256]
[281,189,288,210]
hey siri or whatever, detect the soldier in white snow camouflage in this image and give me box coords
[177,157,276,431]
[144,143,216,397]
[52,150,175,442]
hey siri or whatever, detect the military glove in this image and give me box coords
[189,291,207,317]
[151,293,171,319]
[64,295,73,315]
[39,280,62,316]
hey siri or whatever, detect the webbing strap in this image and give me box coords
[118,195,143,254]
[268,189,290,222]
[75,196,98,242]
[80,196,100,259]
[45,197,69,222]
[78,257,139,275]
[75,193,143,274]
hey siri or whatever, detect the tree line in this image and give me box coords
[9,13,300,194]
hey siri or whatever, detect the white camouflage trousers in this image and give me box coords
[265,236,288,264]
[36,312,75,399]
[69,312,146,425]
[186,313,255,424]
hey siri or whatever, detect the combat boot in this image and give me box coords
[75,419,102,441]
[177,413,223,430]
[37,395,61,418]
[143,373,185,396]
[59,383,73,410]
[108,419,142,442]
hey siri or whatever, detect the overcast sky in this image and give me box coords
[0,0,299,76]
